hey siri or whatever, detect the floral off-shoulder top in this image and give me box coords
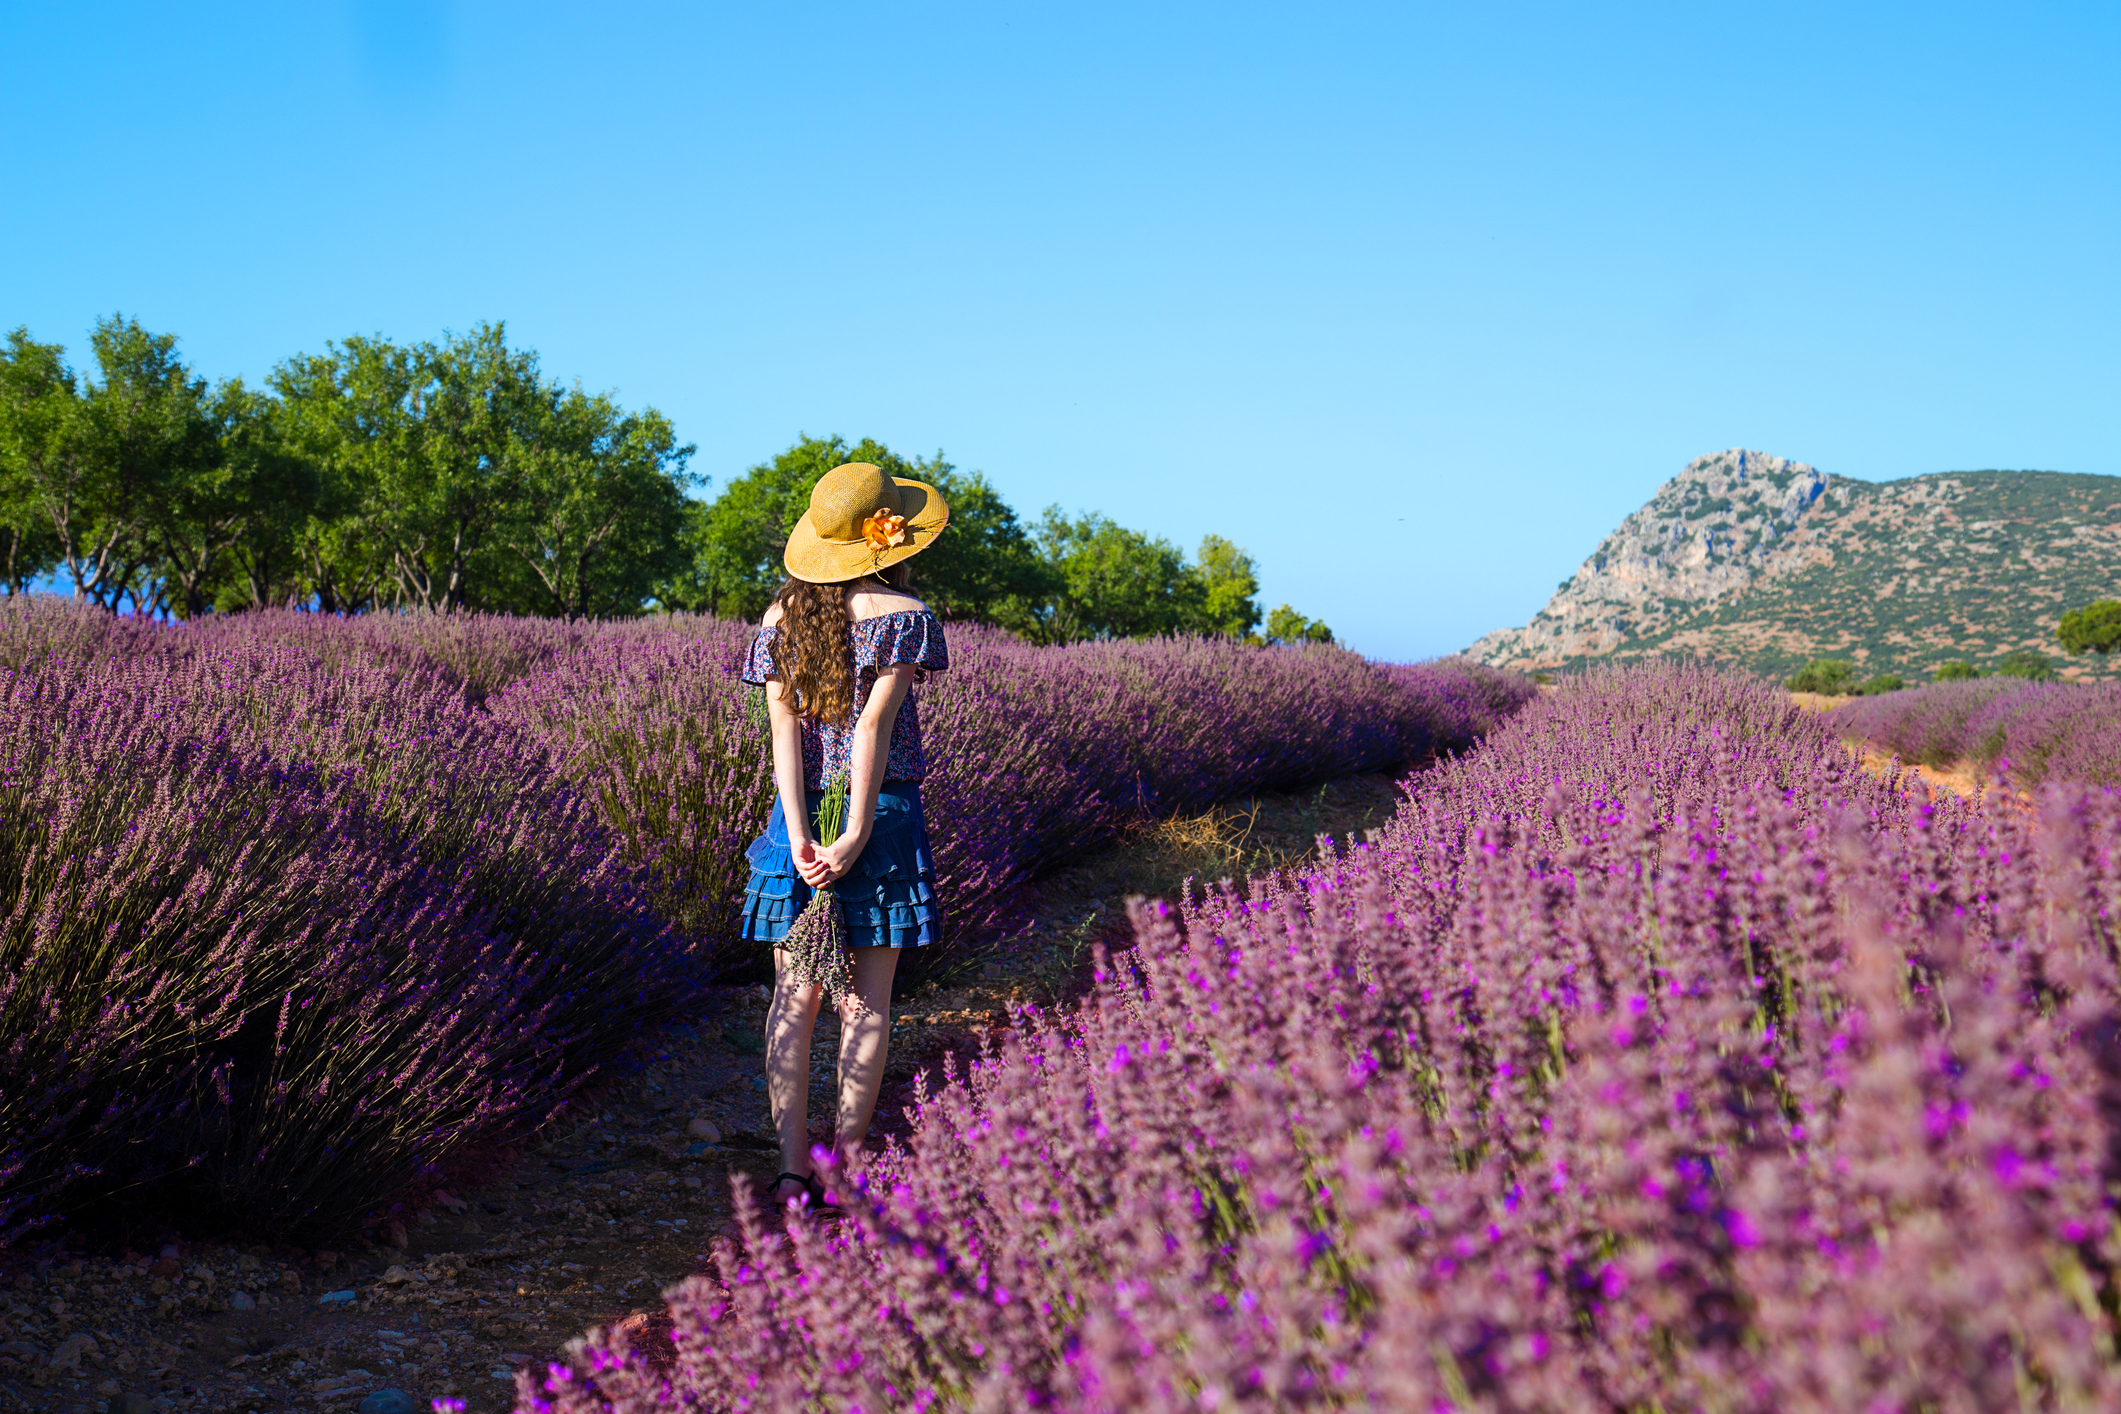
[740,608,949,789]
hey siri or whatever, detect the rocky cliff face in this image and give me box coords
[1468,453,2121,681]
[1468,449,1829,666]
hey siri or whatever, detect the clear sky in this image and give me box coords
[3,2,2115,659]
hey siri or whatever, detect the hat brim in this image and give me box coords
[782,477,951,584]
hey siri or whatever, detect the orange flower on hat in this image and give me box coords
[862,509,909,552]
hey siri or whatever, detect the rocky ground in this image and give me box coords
[0,772,1407,1414]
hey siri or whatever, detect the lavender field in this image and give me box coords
[1830,677,2121,788]
[0,598,1523,1246]
[529,665,2121,1414]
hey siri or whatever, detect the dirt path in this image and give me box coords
[0,772,1409,1414]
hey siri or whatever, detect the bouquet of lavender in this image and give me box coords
[781,771,854,1007]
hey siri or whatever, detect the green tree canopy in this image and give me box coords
[1194,535,1263,639]
[273,322,693,615]
[1934,660,1983,681]
[653,435,1059,633]
[1787,659,1857,695]
[2,323,1326,634]
[1996,648,2058,682]
[0,329,71,595]
[2059,600,2121,655]
[1264,603,1333,645]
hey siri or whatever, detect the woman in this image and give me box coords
[737,461,950,1212]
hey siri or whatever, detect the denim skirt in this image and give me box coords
[738,781,940,949]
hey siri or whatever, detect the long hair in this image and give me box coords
[771,563,912,725]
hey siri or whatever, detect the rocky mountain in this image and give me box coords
[1468,449,2121,682]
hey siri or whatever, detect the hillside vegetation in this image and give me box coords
[1471,449,2121,681]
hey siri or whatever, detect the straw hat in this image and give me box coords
[783,462,951,583]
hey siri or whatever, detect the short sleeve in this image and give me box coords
[740,627,781,684]
[853,610,948,677]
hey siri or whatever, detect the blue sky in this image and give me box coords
[3,2,2114,659]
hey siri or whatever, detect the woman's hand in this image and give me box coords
[792,836,831,888]
[800,831,870,887]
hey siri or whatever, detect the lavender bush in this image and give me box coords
[526,665,2121,1413]
[1831,677,2121,786]
[493,623,1530,970]
[0,601,689,1243]
[0,596,1523,1242]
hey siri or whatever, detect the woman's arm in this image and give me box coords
[765,677,818,875]
[804,662,915,885]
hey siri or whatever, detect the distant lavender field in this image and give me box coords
[0,598,1526,1243]
[536,664,2121,1414]
[1829,677,2121,786]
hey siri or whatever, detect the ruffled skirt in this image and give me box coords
[738,781,940,949]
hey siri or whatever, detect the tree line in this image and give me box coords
[0,316,1331,643]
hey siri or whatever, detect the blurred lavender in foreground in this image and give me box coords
[525,665,2121,1413]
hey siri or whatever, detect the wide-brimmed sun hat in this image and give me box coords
[783,462,950,583]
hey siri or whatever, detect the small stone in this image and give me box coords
[148,1258,180,1279]
[104,1394,154,1414]
[228,1291,256,1311]
[686,1117,721,1142]
[357,1389,417,1414]
[49,1331,98,1371]
[318,1290,357,1306]
[279,1270,302,1293]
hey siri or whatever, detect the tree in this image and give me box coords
[1,317,212,610]
[653,435,1057,628]
[1191,535,1263,639]
[1934,661,1983,681]
[212,383,322,612]
[271,343,397,613]
[2058,600,2121,656]
[275,325,542,612]
[910,465,1055,631]
[1787,659,1856,695]
[653,433,853,620]
[0,330,69,594]
[495,391,694,618]
[274,323,690,617]
[1264,603,1333,645]
[1033,509,1201,642]
[1996,649,2058,682]
[150,378,321,619]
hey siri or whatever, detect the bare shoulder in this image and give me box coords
[847,587,930,621]
[760,601,786,628]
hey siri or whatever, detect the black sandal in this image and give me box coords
[769,1171,837,1212]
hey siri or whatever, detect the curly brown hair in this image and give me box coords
[770,564,912,725]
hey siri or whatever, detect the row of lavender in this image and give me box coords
[1829,675,2121,786]
[0,598,1529,1244]
[539,665,2121,1414]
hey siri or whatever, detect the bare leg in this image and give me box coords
[767,948,824,1191]
[835,946,902,1165]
